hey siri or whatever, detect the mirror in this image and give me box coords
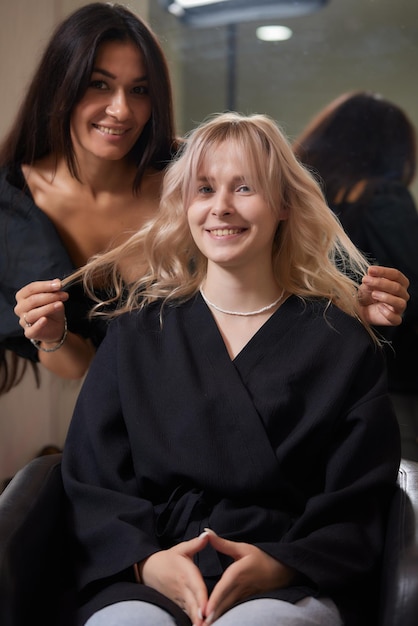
[148,0,418,195]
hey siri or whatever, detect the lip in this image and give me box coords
[93,123,130,136]
[207,227,246,237]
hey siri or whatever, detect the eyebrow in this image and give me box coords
[92,67,148,82]
[196,174,247,183]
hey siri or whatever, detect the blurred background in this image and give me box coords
[1,0,417,480]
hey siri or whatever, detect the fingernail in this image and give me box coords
[50,280,61,289]
[198,608,204,620]
[205,612,215,625]
[199,530,209,539]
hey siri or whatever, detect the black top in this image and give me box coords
[62,294,400,626]
[0,165,108,361]
[332,181,418,393]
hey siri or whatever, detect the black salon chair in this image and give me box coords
[0,453,418,626]
[0,454,74,626]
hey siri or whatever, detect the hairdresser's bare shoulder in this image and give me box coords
[21,160,164,266]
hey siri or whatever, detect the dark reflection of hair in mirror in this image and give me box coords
[294,91,418,460]
[293,91,416,205]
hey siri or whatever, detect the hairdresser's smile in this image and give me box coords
[92,124,130,136]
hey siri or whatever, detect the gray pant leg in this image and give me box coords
[215,597,343,626]
[84,595,343,626]
[84,600,178,626]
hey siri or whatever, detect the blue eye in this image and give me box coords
[198,185,213,194]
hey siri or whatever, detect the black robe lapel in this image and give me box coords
[183,294,285,488]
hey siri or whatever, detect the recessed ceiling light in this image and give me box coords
[169,0,228,6]
[162,1,329,27]
[167,0,227,11]
[256,25,293,42]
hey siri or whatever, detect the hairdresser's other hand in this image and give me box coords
[201,529,295,625]
[139,532,210,626]
[358,266,409,327]
[14,279,69,343]
[15,278,95,379]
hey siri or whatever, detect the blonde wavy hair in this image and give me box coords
[63,111,373,334]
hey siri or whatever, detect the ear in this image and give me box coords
[277,204,289,221]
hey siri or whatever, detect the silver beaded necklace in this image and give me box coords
[199,287,285,317]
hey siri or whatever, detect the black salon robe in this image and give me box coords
[0,166,108,361]
[62,294,401,626]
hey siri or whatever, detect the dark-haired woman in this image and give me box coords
[294,91,418,458]
[1,2,177,392]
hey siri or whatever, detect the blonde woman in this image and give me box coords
[62,113,400,626]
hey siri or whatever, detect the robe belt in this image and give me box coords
[153,484,296,579]
[155,485,224,577]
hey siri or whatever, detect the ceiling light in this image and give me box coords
[170,0,228,7]
[256,25,293,41]
[167,0,227,15]
[161,0,329,28]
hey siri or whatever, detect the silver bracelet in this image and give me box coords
[30,317,68,353]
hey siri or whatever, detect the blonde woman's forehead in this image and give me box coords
[196,140,252,175]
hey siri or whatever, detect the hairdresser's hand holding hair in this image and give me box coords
[1,2,176,388]
[358,265,409,326]
[13,279,95,379]
[62,112,400,626]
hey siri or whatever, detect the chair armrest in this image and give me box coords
[391,460,418,626]
[0,453,75,626]
[379,459,418,626]
[398,460,418,544]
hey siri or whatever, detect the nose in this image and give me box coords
[211,188,233,217]
[105,90,131,120]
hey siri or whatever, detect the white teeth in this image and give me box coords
[211,228,242,236]
[95,125,125,135]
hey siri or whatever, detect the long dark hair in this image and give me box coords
[293,91,417,204]
[0,2,176,190]
[0,3,177,394]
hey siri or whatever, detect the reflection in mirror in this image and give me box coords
[159,0,330,110]
[159,0,329,27]
[150,0,418,200]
